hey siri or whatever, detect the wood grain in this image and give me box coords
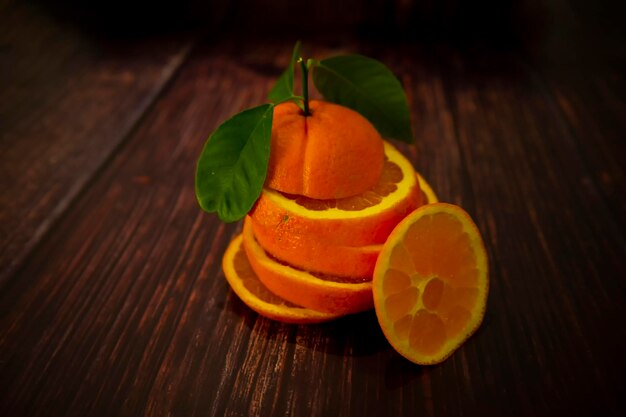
[0,2,193,283]
[1,11,625,417]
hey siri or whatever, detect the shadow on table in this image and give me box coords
[225,290,386,355]
[225,290,424,387]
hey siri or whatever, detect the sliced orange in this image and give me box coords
[250,173,435,279]
[222,234,341,323]
[416,172,438,204]
[373,203,488,365]
[249,215,381,279]
[249,141,422,247]
[242,218,373,315]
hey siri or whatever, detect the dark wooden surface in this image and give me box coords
[1,2,625,416]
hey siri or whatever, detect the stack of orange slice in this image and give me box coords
[220,100,488,364]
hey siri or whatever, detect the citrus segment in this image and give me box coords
[422,278,444,310]
[385,287,419,321]
[222,234,341,323]
[249,216,381,279]
[266,100,385,199]
[373,203,488,365]
[250,141,422,247]
[241,218,374,315]
[381,269,411,297]
[408,310,447,355]
[416,172,438,204]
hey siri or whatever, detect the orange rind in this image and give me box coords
[222,234,341,323]
[266,100,385,199]
[416,172,438,204]
[242,218,374,315]
[249,215,381,279]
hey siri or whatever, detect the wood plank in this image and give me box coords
[0,2,193,283]
[541,66,626,230]
[0,40,273,416]
[1,38,625,416]
[430,46,625,414]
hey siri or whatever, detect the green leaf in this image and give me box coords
[268,41,301,104]
[312,55,414,143]
[195,104,274,222]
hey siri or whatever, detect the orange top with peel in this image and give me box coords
[197,43,488,365]
[266,100,385,200]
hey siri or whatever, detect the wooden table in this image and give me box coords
[2,3,625,416]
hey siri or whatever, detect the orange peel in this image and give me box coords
[222,234,341,323]
[242,218,374,315]
[265,100,385,199]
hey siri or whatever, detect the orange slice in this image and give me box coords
[242,218,374,315]
[249,215,381,279]
[249,141,422,247]
[250,172,435,279]
[373,203,488,364]
[416,172,438,204]
[222,234,341,323]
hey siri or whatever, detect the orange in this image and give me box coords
[250,171,434,278]
[250,141,422,247]
[249,215,381,279]
[265,100,385,199]
[242,218,373,315]
[416,172,438,204]
[222,234,341,323]
[373,203,488,365]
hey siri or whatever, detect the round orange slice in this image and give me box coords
[222,234,341,323]
[248,215,381,279]
[249,141,422,247]
[242,218,374,315]
[416,172,438,204]
[373,203,488,365]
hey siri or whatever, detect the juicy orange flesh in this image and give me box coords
[381,212,479,356]
[233,246,299,307]
[283,158,402,211]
